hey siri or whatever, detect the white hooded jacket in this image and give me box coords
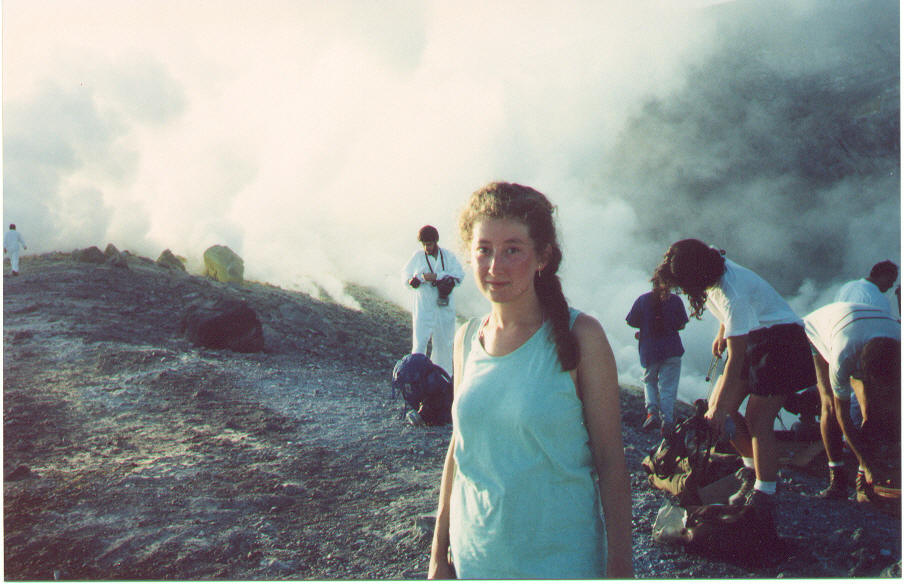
[401,246,465,374]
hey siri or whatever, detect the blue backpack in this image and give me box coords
[391,353,453,425]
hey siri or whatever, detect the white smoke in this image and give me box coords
[3,0,899,402]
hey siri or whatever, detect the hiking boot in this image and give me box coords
[660,421,675,439]
[817,467,849,500]
[642,412,659,431]
[728,467,757,505]
[745,489,776,512]
[745,489,778,531]
[855,471,875,503]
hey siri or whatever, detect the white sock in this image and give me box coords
[828,460,845,468]
[754,480,777,495]
[742,457,755,469]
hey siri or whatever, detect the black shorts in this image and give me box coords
[743,323,817,397]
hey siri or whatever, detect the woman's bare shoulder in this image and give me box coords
[572,311,608,342]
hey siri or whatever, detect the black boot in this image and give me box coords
[728,467,756,505]
[817,466,849,499]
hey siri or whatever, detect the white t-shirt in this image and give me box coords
[706,259,801,337]
[835,278,893,314]
[804,302,901,400]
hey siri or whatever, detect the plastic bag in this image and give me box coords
[652,502,687,543]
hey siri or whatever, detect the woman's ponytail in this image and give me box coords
[535,245,578,371]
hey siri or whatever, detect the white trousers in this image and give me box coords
[7,249,20,273]
[412,308,456,376]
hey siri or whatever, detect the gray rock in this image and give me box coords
[156,249,186,271]
[72,246,106,263]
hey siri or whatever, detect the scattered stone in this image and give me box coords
[224,530,254,557]
[12,330,33,342]
[72,246,106,263]
[6,465,33,481]
[881,560,902,577]
[415,515,435,538]
[279,482,306,496]
[106,246,130,269]
[156,249,186,271]
[203,245,244,283]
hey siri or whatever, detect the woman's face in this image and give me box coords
[470,218,546,304]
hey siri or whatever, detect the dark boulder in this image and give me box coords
[72,246,106,264]
[181,299,264,353]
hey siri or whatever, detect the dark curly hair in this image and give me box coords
[857,337,901,389]
[459,182,577,371]
[655,239,726,319]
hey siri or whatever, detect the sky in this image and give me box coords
[3,0,900,403]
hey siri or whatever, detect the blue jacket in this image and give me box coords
[626,292,688,368]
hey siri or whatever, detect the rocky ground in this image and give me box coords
[3,251,901,580]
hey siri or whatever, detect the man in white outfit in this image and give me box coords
[401,225,464,376]
[4,224,27,276]
[835,260,898,314]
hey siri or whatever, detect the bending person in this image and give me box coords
[803,301,901,500]
[656,239,815,514]
[429,182,632,579]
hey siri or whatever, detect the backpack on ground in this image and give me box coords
[642,399,738,505]
[680,502,785,568]
[391,353,452,426]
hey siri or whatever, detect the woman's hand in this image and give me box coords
[712,324,727,357]
[705,403,729,436]
[712,336,727,357]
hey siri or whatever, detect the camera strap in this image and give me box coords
[424,249,445,273]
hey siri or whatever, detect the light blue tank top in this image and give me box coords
[448,309,606,579]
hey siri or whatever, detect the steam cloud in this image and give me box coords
[3,0,899,402]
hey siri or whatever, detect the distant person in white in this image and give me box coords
[833,260,898,425]
[4,223,27,276]
[835,260,898,314]
[401,225,464,376]
[803,302,900,502]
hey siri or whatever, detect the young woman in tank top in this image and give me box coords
[428,182,632,579]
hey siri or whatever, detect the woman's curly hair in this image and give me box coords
[459,182,578,371]
[655,239,726,319]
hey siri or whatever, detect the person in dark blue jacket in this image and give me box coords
[627,270,689,434]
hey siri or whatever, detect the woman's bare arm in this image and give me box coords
[572,314,633,578]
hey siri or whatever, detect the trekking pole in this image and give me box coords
[704,354,722,382]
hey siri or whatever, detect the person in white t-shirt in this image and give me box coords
[803,302,900,501]
[656,239,816,516]
[835,260,897,314]
[834,260,897,427]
